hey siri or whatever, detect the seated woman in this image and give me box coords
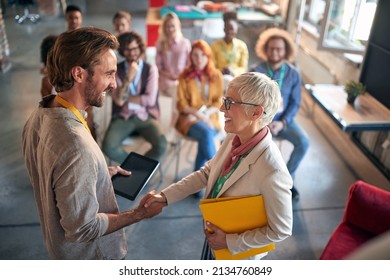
[211,11,249,91]
[155,12,191,140]
[112,10,132,37]
[176,40,224,175]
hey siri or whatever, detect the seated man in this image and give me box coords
[65,4,83,32]
[102,31,167,163]
[211,11,249,90]
[251,28,309,201]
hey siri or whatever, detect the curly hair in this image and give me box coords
[255,27,296,63]
[117,31,145,57]
[223,11,237,22]
[180,40,218,81]
[40,34,58,65]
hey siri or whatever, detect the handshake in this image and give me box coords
[135,191,168,220]
[135,190,227,251]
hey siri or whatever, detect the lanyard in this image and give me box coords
[125,60,144,96]
[211,148,253,198]
[55,95,91,134]
[212,161,239,198]
[266,63,286,90]
[195,76,209,101]
[222,40,236,64]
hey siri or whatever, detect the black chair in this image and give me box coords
[14,0,40,24]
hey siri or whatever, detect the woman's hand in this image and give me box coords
[204,221,227,250]
[143,191,168,208]
[161,70,177,81]
[196,111,214,128]
[269,120,284,136]
[136,191,165,219]
[108,166,131,178]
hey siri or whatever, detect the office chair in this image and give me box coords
[14,0,40,24]
[320,180,390,260]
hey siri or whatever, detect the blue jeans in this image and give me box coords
[187,122,217,171]
[102,115,167,163]
[276,119,310,177]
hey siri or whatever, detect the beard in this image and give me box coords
[268,56,284,65]
[83,75,106,108]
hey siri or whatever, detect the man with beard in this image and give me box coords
[22,27,164,259]
[102,31,167,164]
[65,4,83,32]
[64,4,98,139]
[251,28,309,202]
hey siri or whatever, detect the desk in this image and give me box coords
[146,6,282,46]
[306,84,390,132]
[306,84,390,180]
[160,6,281,24]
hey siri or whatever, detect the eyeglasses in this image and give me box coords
[222,97,266,114]
[267,47,285,52]
[125,46,139,52]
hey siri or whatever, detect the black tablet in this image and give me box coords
[112,152,160,200]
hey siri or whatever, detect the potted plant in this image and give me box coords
[344,80,366,105]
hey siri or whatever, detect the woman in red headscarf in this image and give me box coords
[176,40,224,176]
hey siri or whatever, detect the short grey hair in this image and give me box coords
[228,72,281,126]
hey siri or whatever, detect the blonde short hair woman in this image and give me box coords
[143,72,293,260]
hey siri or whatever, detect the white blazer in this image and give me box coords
[163,131,293,259]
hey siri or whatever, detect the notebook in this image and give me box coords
[199,195,275,259]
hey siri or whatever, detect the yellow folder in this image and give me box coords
[199,195,275,260]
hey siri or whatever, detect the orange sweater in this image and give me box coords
[176,71,223,135]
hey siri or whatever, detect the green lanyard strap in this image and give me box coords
[266,63,286,90]
[211,148,253,198]
[222,40,236,64]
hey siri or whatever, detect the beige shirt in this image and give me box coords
[22,95,127,259]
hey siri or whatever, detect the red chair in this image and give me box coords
[320,180,390,260]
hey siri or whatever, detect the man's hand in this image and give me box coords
[104,190,164,235]
[204,221,227,250]
[126,61,139,82]
[108,166,131,178]
[269,120,284,136]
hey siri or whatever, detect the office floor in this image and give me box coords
[0,1,387,260]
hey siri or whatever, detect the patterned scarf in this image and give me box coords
[221,127,269,176]
[188,69,203,81]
